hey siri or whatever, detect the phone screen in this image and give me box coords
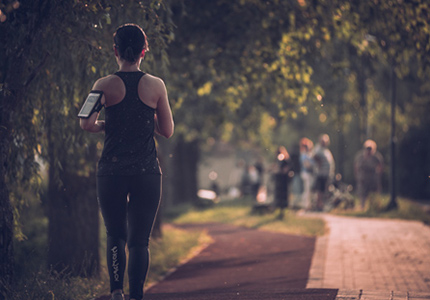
[78,92,102,118]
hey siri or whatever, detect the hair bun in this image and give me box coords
[124,46,135,62]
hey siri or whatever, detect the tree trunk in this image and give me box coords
[336,95,346,178]
[0,150,14,299]
[337,128,345,179]
[171,135,200,204]
[47,169,99,277]
[0,86,14,298]
[44,78,100,276]
[0,52,26,297]
[387,66,398,211]
[150,135,185,238]
[157,136,174,207]
[358,58,368,143]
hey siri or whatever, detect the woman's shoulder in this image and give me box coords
[92,75,125,98]
[93,74,122,89]
[141,73,165,86]
[92,75,125,106]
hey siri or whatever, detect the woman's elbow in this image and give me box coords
[160,123,174,139]
[162,127,174,139]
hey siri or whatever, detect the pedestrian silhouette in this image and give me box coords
[354,139,384,210]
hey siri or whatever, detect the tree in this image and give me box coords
[266,0,430,192]
[310,0,430,207]
[1,0,54,290]
[367,0,430,210]
[164,1,325,204]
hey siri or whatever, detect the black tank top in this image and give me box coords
[97,71,161,176]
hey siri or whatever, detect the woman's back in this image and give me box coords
[98,71,160,176]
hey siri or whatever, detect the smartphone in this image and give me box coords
[78,90,104,118]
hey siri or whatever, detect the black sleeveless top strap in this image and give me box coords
[97,71,161,176]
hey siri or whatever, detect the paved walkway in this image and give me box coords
[146,223,337,300]
[96,213,430,300]
[306,214,430,299]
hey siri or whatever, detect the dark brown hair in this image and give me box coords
[113,23,149,63]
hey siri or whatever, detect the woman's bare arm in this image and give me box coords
[154,78,174,138]
[79,79,107,133]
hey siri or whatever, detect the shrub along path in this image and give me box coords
[97,222,337,300]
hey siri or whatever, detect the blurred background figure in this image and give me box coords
[274,146,291,219]
[254,156,266,201]
[354,139,384,210]
[300,137,314,211]
[247,164,260,200]
[209,171,220,197]
[228,159,246,198]
[240,163,253,197]
[289,144,303,209]
[254,156,265,191]
[312,134,335,211]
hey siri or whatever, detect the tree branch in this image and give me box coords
[24,52,50,88]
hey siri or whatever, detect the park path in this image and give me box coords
[145,222,337,300]
[96,222,337,300]
[96,213,430,300]
[307,213,430,299]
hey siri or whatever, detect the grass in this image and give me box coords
[170,194,430,237]
[8,200,210,300]
[171,197,326,237]
[147,224,212,286]
[331,193,430,224]
[6,200,111,300]
[3,268,110,300]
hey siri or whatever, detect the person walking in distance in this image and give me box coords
[299,138,314,211]
[354,139,384,210]
[80,24,174,300]
[274,146,291,219]
[312,134,335,211]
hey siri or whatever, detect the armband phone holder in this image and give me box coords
[78,90,104,118]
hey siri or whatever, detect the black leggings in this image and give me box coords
[97,174,161,300]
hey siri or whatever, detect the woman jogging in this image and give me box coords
[80,23,174,300]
